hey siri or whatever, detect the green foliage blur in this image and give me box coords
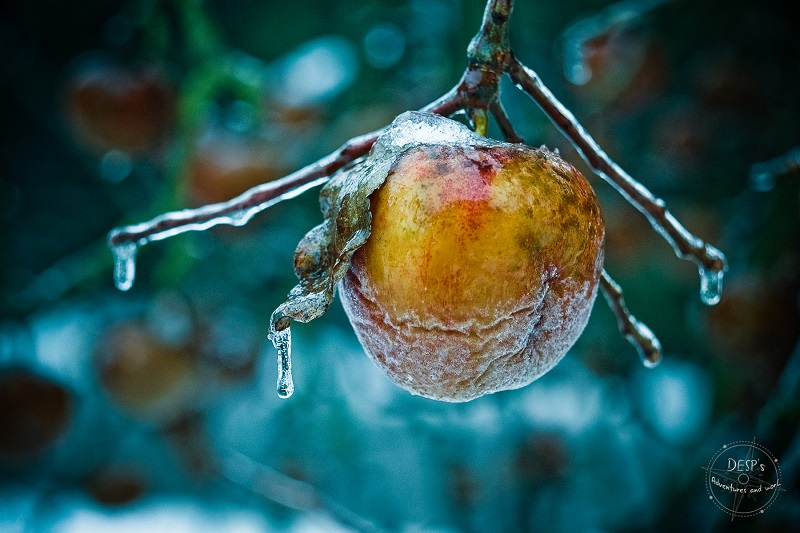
[1,0,798,531]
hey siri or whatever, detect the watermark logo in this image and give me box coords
[703,438,783,519]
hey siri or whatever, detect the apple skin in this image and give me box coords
[340,143,604,402]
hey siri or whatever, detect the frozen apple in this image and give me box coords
[340,140,604,401]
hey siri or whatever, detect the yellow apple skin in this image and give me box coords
[340,143,604,401]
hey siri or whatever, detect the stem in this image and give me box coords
[599,269,662,367]
[507,57,727,277]
[489,98,524,143]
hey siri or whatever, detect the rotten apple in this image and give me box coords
[340,141,605,401]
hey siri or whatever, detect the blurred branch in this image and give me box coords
[220,449,385,532]
[750,145,800,192]
[561,0,669,85]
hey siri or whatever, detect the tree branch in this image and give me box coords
[489,98,524,143]
[506,57,727,303]
[106,0,727,376]
[599,269,662,367]
[219,449,384,532]
[107,93,463,250]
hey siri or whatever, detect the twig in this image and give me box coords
[506,57,727,281]
[599,269,662,367]
[219,449,385,532]
[750,145,800,191]
[107,93,463,249]
[489,98,524,143]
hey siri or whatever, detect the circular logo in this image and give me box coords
[704,439,782,519]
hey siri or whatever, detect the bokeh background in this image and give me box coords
[1,0,799,531]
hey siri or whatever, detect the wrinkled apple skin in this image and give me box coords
[340,143,604,401]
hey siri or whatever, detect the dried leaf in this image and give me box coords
[269,111,495,335]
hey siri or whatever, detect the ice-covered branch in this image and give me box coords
[506,57,727,304]
[105,0,729,398]
[489,98,524,143]
[599,269,662,367]
[107,93,463,291]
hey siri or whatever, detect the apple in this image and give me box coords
[340,141,605,401]
[65,60,174,155]
[95,322,197,422]
[0,368,72,458]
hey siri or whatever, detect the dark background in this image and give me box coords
[1,0,799,531]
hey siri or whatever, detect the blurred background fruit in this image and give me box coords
[95,321,199,423]
[0,368,72,460]
[65,59,174,156]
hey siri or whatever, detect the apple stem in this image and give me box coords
[599,269,663,368]
[468,107,490,137]
[489,97,524,144]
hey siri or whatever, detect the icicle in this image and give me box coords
[699,267,723,306]
[111,242,138,291]
[270,326,294,398]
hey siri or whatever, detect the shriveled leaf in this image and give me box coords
[269,111,491,335]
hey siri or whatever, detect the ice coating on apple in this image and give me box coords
[272,111,605,400]
[339,131,605,401]
[267,111,523,398]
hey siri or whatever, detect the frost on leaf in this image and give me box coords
[269,111,493,336]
